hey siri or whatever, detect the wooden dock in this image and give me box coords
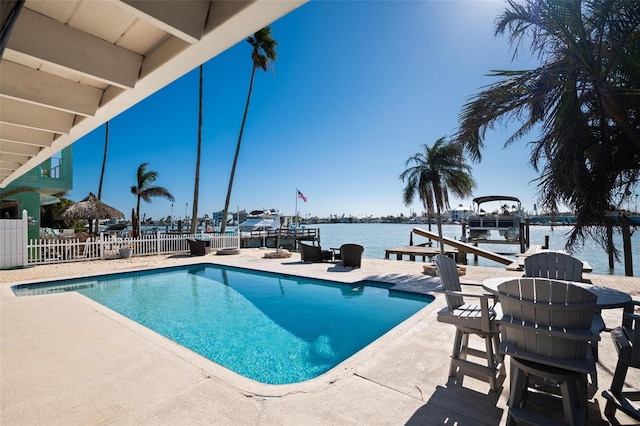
[397,231,595,273]
[385,245,458,262]
[239,228,319,249]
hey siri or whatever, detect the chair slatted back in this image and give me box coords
[299,242,322,262]
[621,302,640,368]
[340,244,364,268]
[499,278,597,362]
[187,239,209,256]
[524,252,583,281]
[630,318,640,368]
[435,254,464,310]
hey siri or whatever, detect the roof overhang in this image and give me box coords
[0,0,307,188]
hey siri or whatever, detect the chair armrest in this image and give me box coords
[623,311,640,323]
[622,299,640,329]
[434,290,499,332]
[623,299,640,317]
[459,280,484,286]
[611,326,633,361]
[433,289,496,299]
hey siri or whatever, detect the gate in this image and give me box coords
[0,210,28,268]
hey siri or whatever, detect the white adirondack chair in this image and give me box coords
[524,251,583,281]
[435,254,505,391]
[498,278,599,426]
[603,299,640,422]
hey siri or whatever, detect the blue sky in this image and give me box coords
[71,0,543,222]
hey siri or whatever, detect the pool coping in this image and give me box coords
[1,255,445,397]
[7,261,441,397]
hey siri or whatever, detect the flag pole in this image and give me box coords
[295,188,298,228]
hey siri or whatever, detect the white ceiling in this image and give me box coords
[0,0,307,188]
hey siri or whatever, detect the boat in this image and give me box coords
[98,220,130,237]
[236,209,318,249]
[465,196,524,242]
[238,209,289,233]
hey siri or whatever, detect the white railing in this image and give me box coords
[26,232,240,266]
[193,233,241,250]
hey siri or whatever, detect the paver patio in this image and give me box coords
[2,249,638,425]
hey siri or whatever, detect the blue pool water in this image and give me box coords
[13,264,432,384]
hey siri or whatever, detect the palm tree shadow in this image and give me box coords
[405,381,504,425]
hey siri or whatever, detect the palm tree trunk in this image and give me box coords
[94,121,109,234]
[606,221,614,270]
[621,215,634,276]
[221,65,256,234]
[135,196,141,238]
[191,65,203,234]
[436,205,444,255]
[98,121,109,200]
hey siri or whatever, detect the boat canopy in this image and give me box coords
[248,209,280,216]
[472,196,521,205]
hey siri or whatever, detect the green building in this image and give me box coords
[0,147,72,240]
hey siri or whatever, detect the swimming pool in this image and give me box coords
[13,264,433,384]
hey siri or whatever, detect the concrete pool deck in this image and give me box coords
[2,249,639,425]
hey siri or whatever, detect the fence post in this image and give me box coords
[100,232,105,260]
[21,209,28,266]
[157,230,161,255]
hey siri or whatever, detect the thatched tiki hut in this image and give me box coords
[60,192,124,233]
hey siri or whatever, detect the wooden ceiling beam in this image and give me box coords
[0,61,103,116]
[0,153,30,164]
[115,0,209,44]
[0,98,73,134]
[0,123,55,147]
[6,8,143,89]
[0,141,41,157]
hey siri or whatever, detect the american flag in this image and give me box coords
[297,189,307,203]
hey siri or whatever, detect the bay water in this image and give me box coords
[312,223,640,277]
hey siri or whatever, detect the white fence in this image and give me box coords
[0,210,28,268]
[26,232,240,266]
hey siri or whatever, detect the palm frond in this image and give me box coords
[400,137,475,216]
[143,187,175,202]
[455,0,640,251]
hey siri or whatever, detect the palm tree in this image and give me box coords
[41,192,81,230]
[94,120,109,233]
[220,26,277,234]
[455,0,640,274]
[400,137,475,255]
[130,163,175,237]
[97,121,109,200]
[191,65,204,234]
